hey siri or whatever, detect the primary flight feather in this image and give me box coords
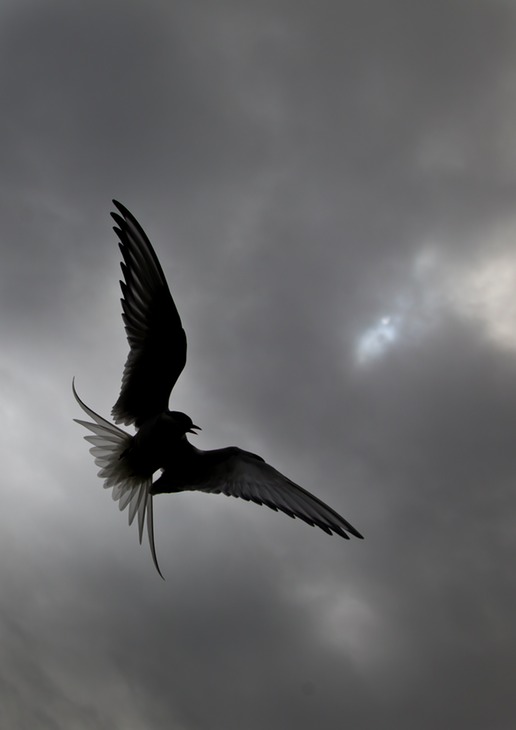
[74,201,363,577]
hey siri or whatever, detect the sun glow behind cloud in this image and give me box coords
[355,315,402,364]
[354,222,516,366]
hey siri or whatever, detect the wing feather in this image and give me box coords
[110,201,187,427]
[154,446,363,540]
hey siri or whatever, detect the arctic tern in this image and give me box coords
[74,201,363,578]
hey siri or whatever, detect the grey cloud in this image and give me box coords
[1,0,515,728]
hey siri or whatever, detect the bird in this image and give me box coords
[74,201,363,578]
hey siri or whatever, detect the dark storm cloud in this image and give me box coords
[1,0,516,728]
[0,0,282,205]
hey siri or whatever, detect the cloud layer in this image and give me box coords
[1,1,516,728]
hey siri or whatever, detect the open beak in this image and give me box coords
[188,424,202,434]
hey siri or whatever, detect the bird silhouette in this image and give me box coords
[74,201,363,577]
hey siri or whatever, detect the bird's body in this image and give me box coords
[123,411,199,476]
[74,201,363,577]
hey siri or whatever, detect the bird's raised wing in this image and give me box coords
[153,446,363,540]
[73,380,164,579]
[110,200,187,427]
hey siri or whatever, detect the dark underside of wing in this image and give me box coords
[152,446,364,540]
[110,201,187,427]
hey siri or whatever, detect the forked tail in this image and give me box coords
[72,379,164,579]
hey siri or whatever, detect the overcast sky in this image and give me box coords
[1,0,516,727]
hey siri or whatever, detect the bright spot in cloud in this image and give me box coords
[353,219,516,366]
[355,315,401,364]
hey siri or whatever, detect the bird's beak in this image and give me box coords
[188,424,202,434]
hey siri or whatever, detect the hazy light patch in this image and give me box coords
[0,360,75,512]
[298,579,409,675]
[352,242,445,366]
[446,250,516,352]
[354,223,516,366]
[412,224,516,354]
[321,594,411,676]
[355,315,402,364]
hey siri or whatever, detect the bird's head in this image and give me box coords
[167,410,202,436]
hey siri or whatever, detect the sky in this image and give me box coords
[1,0,516,727]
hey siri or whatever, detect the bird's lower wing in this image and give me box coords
[72,380,164,578]
[155,446,363,540]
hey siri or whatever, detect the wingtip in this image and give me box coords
[334,523,364,540]
[111,199,131,220]
[346,525,364,540]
